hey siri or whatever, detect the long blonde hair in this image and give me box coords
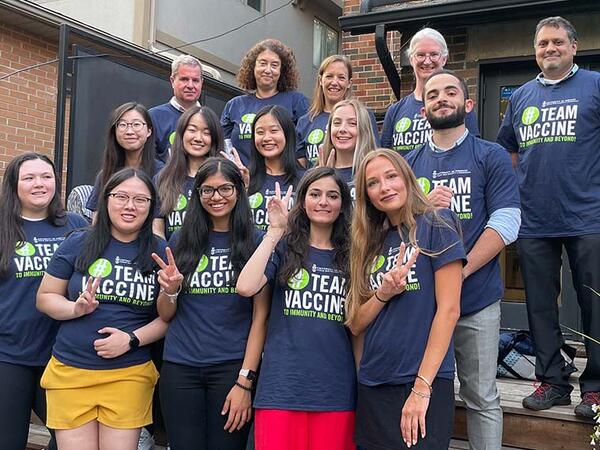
[320,99,377,172]
[346,149,433,326]
[308,55,353,121]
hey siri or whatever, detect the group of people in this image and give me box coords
[0,13,598,450]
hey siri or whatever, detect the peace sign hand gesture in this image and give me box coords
[266,182,293,231]
[317,144,336,168]
[220,147,250,189]
[377,242,420,302]
[151,247,184,295]
[74,277,101,317]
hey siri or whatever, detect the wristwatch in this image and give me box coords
[128,331,140,351]
[239,368,257,382]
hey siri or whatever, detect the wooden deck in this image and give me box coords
[28,358,596,450]
[454,357,596,450]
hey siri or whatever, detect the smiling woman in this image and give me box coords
[36,168,170,450]
[220,39,309,166]
[0,153,87,450]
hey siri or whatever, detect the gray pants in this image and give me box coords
[454,300,503,450]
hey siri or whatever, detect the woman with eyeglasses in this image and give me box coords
[153,105,246,240]
[0,153,87,450]
[248,105,305,232]
[37,168,171,450]
[155,157,269,450]
[380,28,479,157]
[87,102,164,212]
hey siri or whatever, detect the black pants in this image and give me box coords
[518,234,600,393]
[0,361,56,450]
[160,359,250,450]
[355,379,454,450]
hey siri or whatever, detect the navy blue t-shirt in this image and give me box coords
[497,69,600,237]
[254,242,356,411]
[249,172,303,231]
[0,214,87,366]
[381,93,480,155]
[86,159,165,211]
[149,102,181,163]
[295,109,380,166]
[335,166,356,202]
[360,211,466,386]
[221,92,309,166]
[46,231,167,370]
[163,230,261,366]
[154,175,195,240]
[406,133,519,315]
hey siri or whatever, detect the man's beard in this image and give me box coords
[426,104,466,130]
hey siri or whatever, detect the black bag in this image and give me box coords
[496,330,578,381]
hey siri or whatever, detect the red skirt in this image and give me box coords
[255,409,356,450]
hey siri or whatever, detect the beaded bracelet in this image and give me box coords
[234,381,252,392]
[160,284,182,304]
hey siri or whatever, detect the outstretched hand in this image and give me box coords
[266,182,293,231]
[221,148,250,189]
[377,242,419,301]
[317,145,336,168]
[74,276,101,317]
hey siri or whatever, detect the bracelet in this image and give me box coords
[411,387,431,399]
[160,285,182,304]
[234,381,252,392]
[263,232,282,245]
[416,374,433,393]
[374,290,390,303]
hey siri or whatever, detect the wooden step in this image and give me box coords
[453,358,596,450]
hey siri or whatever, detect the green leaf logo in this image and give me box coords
[195,255,209,272]
[169,131,177,145]
[307,129,324,145]
[88,258,113,278]
[417,177,431,194]
[174,194,188,211]
[241,113,256,124]
[287,268,310,290]
[371,255,385,273]
[15,241,35,257]
[249,192,264,209]
[521,107,540,125]
[395,117,412,133]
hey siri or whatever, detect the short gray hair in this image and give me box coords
[407,28,449,59]
[171,54,202,78]
[534,16,578,45]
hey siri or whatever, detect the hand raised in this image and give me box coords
[377,242,420,301]
[266,182,293,230]
[74,276,101,317]
[152,247,184,295]
[317,145,336,168]
[221,148,250,189]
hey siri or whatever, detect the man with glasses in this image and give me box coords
[150,54,203,163]
[381,28,479,157]
[497,16,600,418]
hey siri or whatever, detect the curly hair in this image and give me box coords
[237,39,299,92]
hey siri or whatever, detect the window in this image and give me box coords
[313,19,339,67]
[245,0,262,13]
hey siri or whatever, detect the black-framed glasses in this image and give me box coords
[196,184,236,199]
[412,52,442,63]
[116,121,146,132]
[107,192,152,207]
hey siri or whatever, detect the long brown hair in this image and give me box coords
[346,149,433,325]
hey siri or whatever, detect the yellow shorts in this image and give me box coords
[41,356,159,430]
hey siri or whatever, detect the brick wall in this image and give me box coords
[342,1,480,117]
[0,23,58,177]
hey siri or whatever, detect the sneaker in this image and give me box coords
[574,391,600,418]
[522,383,571,411]
[137,427,155,450]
